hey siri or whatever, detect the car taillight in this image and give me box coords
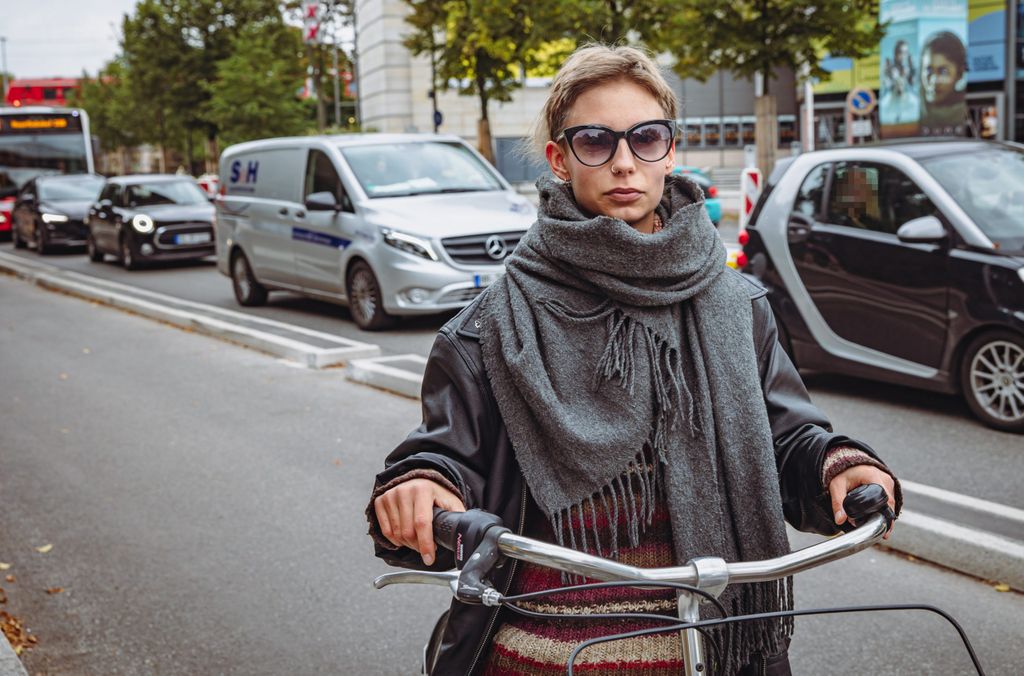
[736,251,748,268]
[707,185,718,198]
[737,229,749,246]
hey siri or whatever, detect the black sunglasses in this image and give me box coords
[556,119,676,167]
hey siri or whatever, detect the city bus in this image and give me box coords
[0,106,95,234]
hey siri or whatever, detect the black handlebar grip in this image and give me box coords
[432,507,461,553]
[843,483,894,527]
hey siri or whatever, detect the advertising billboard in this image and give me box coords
[880,0,969,139]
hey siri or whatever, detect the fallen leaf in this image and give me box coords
[4,575,13,583]
[45,587,64,595]
[994,583,1011,592]
[0,563,10,571]
[332,459,342,467]
[35,544,53,554]
[58,373,68,381]
[0,587,7,604]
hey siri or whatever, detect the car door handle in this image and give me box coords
[279,207,288,216]
[295,210,305,218]
[787,220,811,244]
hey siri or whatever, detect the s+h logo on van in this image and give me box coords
[230,160,259,184]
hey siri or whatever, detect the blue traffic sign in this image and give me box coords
[847,87,877,116]
[433,110,443,128]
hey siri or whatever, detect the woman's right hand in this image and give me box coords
[374,478,466,566]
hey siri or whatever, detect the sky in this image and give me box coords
[1,0,143,79]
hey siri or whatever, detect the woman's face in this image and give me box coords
[922,50,960,104]
[545,78,675,233]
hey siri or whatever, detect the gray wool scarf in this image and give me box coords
[478,173,794,674]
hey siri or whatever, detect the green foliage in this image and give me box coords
[68,59,144,151]
[648,0,884,88]
[203,23,309,146]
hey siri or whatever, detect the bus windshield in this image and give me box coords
[0,111,92,198]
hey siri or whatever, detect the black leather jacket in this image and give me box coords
[370,272,885,675]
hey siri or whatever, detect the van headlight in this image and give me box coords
[381,228,438,261]
[132,214,155,233]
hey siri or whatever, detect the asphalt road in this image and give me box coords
[1,273,1022,675]
[3,242,1020,510]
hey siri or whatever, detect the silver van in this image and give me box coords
[215,134,536,329]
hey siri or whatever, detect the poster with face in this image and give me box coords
[880,0,968,139]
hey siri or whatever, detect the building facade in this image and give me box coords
[355,0,1021,178]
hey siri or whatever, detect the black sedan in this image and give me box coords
[741,139,1024,432]
[11,174,105,253]
[87,175,215,269]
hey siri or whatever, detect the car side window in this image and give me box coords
[792,163,829,219]
[304,149,352,212]
[109,184,124,207]
[878,165,938,229]
[826,162,888,234]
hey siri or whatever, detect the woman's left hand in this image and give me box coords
[828,465,897,539]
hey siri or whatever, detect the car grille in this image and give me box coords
[440,231,524,266]
[438,287,485,304]
[155,222,213,249]
[63,219,88,238]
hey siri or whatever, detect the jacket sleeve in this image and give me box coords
[753,295,887,535]
[367,329,496,570]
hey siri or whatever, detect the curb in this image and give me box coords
[0,252,380,369]
[881,481,1024,591]
[345,354,427,399]
[0,633,28,676]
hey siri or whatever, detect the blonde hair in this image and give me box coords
[529,44,678,160]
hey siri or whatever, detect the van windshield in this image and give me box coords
[340,141,503,198]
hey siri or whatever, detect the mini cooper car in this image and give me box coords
[11,173,105,252]
[741,139,1024,432]
[87,175,215,269]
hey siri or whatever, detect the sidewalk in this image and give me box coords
[0,633,28,676]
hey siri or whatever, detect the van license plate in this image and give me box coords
[176,232,211,245]
[473,273,501,288]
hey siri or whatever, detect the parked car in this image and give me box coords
[740,139,1024,432]
[673,165,721,226]
[86,175,215,270]
[10,173,104,253]
[215,133,536,330]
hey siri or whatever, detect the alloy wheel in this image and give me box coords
[967,340,1024,425]
[350,268,378,326]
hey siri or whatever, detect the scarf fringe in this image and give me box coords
[550,445,662,569]
[705,576,794,675]
[594,310,701,449]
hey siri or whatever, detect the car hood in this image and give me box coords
[41,200,92,220]
[361,190,536,238]
[133,203,215,223]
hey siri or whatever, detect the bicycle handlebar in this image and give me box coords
[374,483,895,605]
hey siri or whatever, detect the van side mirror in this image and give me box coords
[896,215,946,244]
[305,191,340,212]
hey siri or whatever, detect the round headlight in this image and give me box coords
[132,214,154,233]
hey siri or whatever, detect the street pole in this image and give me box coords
[333,41,341,127]
[802,62,815,152]
[1,36,8,102]
[429,43,439,133]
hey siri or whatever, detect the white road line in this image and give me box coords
[902,480,1024,524]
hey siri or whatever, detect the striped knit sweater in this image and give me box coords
[483,468,685,675]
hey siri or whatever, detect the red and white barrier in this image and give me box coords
[739,168,762,231]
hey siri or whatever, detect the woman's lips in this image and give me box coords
[605,188,642,203]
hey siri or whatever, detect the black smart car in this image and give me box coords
[741,139,1024,432]
[11,174,105,253]
[87,175,215,269]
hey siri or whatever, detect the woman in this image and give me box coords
[920,31,968,133]
[368,44,900,675]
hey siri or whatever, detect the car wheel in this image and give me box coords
[12,225,26,249]
[346,260,396,331]
[230,250,268,306]
[120,235,138,270]
[36,225,49,255]
[960,331,1024,433]
[86,233,104,262]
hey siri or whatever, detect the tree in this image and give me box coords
[650,0,884,173]
[68,59,147,173]
[204,23,309,146]
[403,0,555,163]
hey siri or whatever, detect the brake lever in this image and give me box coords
[373,569,460,596]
